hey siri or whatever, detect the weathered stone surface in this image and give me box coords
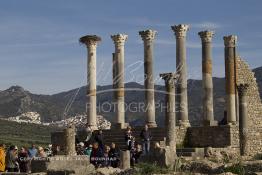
[120,150,131,170]
[95,167,122,175]
[236,57,262,156]
[31,155,95,175]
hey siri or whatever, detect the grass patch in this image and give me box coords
[135,163,171,175]
[0,119,59,148]
[224,162,245,175]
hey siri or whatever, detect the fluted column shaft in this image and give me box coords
[237,84,249,156]
[79,35,101,129]
[139,30,157,127]
[224,35,237,124]
[199,31,217,126]
[160,73,177,149]
[171,24,190,127]
[112,53,117,101]
[111,34,128,128]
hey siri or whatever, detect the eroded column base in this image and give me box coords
[87,125,98,131]
[203,120,218,126]
[178,120,191,128]
[147,122,157,128]
[112,123,129,129]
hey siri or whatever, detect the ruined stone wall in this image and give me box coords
[187,126,232,147]
[236,57,262,156]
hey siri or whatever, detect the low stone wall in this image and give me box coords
[187,125,232,148]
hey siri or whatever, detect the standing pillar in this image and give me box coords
[199,31,217,126]
[160,73,177,149]
[237,83,249,156]
[64,125,76,156]
[224,35,237,124]
[79,35,101,130]
[111,34,128,128]
[139,30,157,127]
[171,24,190,127]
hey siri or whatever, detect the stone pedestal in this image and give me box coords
[237,83,249,156]
[224,35,237,125]
[120,150,130,170]
[139,29,157,128]
[79,35,101,130]
[171,24,190,127]
[111,34,128,128]
[199,31,217,126]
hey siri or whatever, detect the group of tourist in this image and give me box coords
[0,125,153,172]
[0,143,51,173]
[77,124,152,168]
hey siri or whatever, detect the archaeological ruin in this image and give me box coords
[48,23,262,172]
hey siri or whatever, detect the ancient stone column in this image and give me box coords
[64,125,76,156]
[111,34,128,128]
[79,35,101,129]
[224,35,237,124]
[237,83,249,156]
[160,73,177,149]
[171,24,190,127]
[199,31,217,126]
[112,53,117,101]
[139,30,157,128]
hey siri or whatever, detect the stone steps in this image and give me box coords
[101,128,204,158]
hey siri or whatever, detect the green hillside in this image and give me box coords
[0,119,59,148]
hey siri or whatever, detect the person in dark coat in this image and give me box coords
[6,145,19,172]
[90,142,103,168]
[125,126,133,148]
[140,124,152,155]
[109,142,120,168]
[94,130,104,151]
[18,147,29,173]
[102,145,111,167]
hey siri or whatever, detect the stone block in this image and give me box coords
[31,155,95,174]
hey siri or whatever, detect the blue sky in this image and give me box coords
[0,0,261,94]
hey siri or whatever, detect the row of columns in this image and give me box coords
[79,25,240,129]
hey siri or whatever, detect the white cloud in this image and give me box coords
[154,39,223,49]
[191,22,222,30]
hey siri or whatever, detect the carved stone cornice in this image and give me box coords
[171,24,189,38]
[79,35,101,49]
[198,31,214,43]
[223,35,237,47]
[237,83,249,97]
[111,34,128,47]
[139,29,157,42]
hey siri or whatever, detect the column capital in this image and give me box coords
[237,83,249,97]
[160,72,177,85]
[171,24,189,38]
[111,34,128,47]
[198,30,215,43]
[223,35,237,47]
[79,35,101,49]
[139,29,157,42]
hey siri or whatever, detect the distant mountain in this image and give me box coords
[0,66,261,126]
